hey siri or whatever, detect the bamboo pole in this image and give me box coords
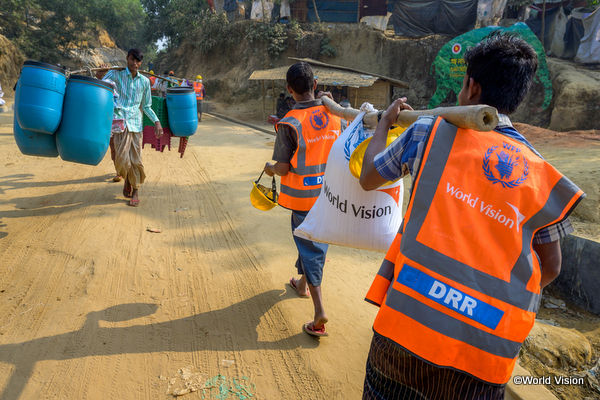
[320,96,499,132]
[71,67,184,83]
[312,0,321,22]
[272,80,275,115]
[262,80,266,123]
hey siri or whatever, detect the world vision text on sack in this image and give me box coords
[322,181,394,220]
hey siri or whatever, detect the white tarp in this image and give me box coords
[575,7,600,63]
[251,0,274,20]
[360,12,392,31]
[549,7,568,57]
[475,0,508,28]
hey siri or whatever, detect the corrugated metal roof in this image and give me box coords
[249,65,380,88]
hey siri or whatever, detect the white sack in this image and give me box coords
[294,110,404,253]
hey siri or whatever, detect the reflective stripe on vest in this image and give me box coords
[276,106,341,211]
[372,117,585,385]
[194,82,204,100]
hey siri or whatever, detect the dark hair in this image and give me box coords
[286,62,314,95]
[164,70,169,75]
[279,93,285,98]
[463,32,538,114]
[127,48,143,61]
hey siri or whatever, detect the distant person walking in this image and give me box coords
[96,48,163,207]
[193,75,205,122]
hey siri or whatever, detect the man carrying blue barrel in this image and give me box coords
[96,48,163,207]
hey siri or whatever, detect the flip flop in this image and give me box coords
[123,182,133,198]
[303,321,329,337]
[290,278,310,298]
[129,198,140,207]
[113,175,122,182]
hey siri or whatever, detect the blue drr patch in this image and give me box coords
[397,265,504,330]
[303,175,324,186]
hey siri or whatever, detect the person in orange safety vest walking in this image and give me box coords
[359,32,585,400]
[193,75,205,122]
[264,62,342,337]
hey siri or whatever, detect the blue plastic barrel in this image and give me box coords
[55,75,114,166]
[13,83,59,157]
[16,61,66,134]
[166,87,198,137]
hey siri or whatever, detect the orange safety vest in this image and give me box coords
[149,76,156,86]
[366,117,584,385]
[193,82,204,101]
[276,106,341,211]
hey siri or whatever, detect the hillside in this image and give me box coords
[154,21,600,132]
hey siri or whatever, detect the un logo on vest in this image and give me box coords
[310,109,329,131]
[483,144,529,188]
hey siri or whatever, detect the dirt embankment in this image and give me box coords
[154,21,600,133]
[0,34,25,101]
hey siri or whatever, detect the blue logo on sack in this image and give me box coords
[483,143,529,188]
[310,109,329,131]
[344,122,368,161]
[303,175,323,186]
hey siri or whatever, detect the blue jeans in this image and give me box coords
[291,210,329,286]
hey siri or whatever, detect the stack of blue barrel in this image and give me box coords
[14,61,114,165]
[14,62,199,165]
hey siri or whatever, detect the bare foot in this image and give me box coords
[312,314,329,331]
[129,189,140,207]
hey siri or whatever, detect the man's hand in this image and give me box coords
[154,121,163,138]
[264,162,275,177]
[380,97,414,129]
[316,91,333,101]
[264,161,290,177]
[95,63,110,79]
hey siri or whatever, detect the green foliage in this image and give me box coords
[246,22,289,58]
[191,10,235,54]
[0,0,155,63]
[319,36,336,57]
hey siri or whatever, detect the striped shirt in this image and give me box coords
[374,114,573,244]
[103,68,158,133]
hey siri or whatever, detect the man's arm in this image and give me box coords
[264,162,290,177]
[360,98,412,191]
[534,241,562,288]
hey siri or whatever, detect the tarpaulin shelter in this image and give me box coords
[562,8,587,59]
[525,6,595,60]
[390,0,479,37]
[574,6,600,63]
[248,57,410,122]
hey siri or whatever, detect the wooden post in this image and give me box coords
[541,0,547,49]
[312,0,321,22]
[272,80,275,115]
[262,80,266,123]
[354,88,359,109]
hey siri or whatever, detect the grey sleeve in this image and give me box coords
[272,124,297,163]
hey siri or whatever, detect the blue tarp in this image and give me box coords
[308,0,359,22]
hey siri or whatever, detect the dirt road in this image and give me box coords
[0,111,383,399]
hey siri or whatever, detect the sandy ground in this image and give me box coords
[0,109,385,399]
[1,103,599,400]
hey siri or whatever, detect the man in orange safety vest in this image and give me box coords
[359,33,585,399]
[193,75,205,122]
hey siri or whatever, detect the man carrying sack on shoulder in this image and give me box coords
[359,33,585,399]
